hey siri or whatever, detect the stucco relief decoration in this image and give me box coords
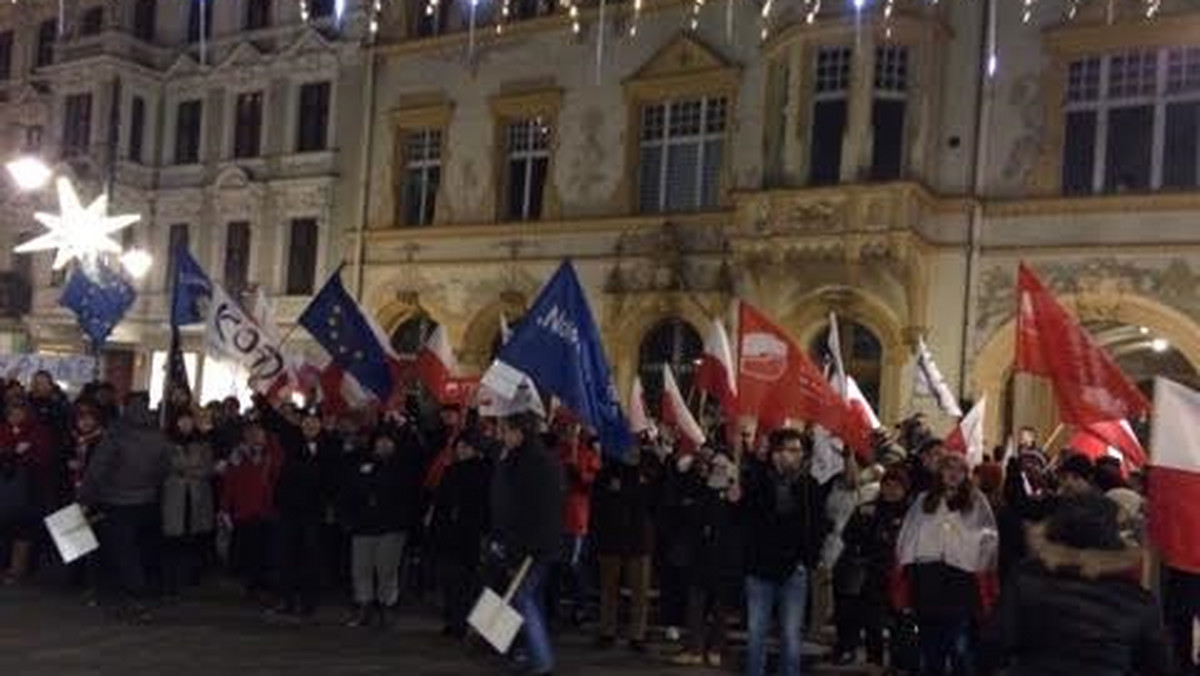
[750,195,842,236]
[565,107,614,208]
[1002,74,1044,185]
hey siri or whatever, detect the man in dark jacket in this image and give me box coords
[79,393,171,619]
[490,411,563,676]
[431,431,491,638]
[740,427,831,676]
[592,445,656,651]
[980,493,1171,676]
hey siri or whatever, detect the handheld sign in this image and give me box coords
[44,503,99,564]
[468,556,532,654]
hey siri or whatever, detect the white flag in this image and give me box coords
[827,312,848,401]
[204,282,288,393]
[914,337,963,418]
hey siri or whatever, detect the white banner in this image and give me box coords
[0,354,96,385]
[204,283,288,393]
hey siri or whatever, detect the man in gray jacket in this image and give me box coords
[80,392,171,619]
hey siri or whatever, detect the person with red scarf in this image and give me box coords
[219,422,281,603]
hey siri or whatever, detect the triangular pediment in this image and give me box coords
[629,34,732,82]
[164,52,202,78]
[281,26,338,60]
[215,41,268,72]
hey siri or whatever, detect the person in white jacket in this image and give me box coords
[897,451,998,675]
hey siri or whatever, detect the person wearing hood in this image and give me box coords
[79,392,172,619]
[897,451,998,675]
[979,493,1171,676]
[161,412,216,595]
[430,431,492,639]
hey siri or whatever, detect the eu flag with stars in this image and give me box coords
[297,270,393,399]
[60,261,137,347]
[170,244,213,327]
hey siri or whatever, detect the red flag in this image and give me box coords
[736,301,850,442]
[1067,419,1146,469]
[695,317,737,414]
[945,397,987,468]
[662,365,706,453]
[416,325,457,403]
[1148,378,1200,574]
[1015,264,1150,424]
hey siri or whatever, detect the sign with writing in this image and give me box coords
[205,283,288,393]
[0,354,96,384]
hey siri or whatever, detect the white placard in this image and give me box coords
[44,503,99,564]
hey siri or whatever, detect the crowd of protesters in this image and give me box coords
[0,372,1195,676]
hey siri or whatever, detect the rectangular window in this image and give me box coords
[81,7,104,36]
[504,118,551,221]
[134,0,157,41]
[638,97,726,213]
[174,99,203,164]
[401,129,441,227]
[223,221,251,297]
[166,223,190,291]
[245,0,271,30]
[1062,47,1200,194]
[62,93,93,158]
[0,32,12,81]
[128,96,146,163]
[286,219,318,295]
[188,0,213,44]
[809,46,851,185]
[35,20,56,68]
[307,0,335,19]
[296,81,330,152]
[416,3,449,37]
[233,91,263,159]
[871,45,908,180]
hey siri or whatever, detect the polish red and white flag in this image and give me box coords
[694,317,738,414]
[945,396,987,468]
[628,375,653,437]
[662,365,706,453]
[416,324,458,403]
[1148,377,1200,574]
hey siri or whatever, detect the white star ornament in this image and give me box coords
[14,178,140,270]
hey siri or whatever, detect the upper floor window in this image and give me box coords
[174,99,203,165]
[133,0,157,41]
[62,93,93,158]
[296,81,331,152]
[810,46,852,185]
[166,223,190,290]
[188,0,213,44]
[637,97,726,213]
[504,118,551,221]
[129,96,146,163]
[307,0,335,19]
[224,221,251,297]
[871,44,909,180]
[233,91,264,159]
[245,0,272,30]
[416,1,450,38]
[512,0,554,20]
[35,20,56,68]
[1063,47,1200,195]
[286,218,319,295]
[0,32,13,81]
[81,7,104,36]
[400,128,441,227]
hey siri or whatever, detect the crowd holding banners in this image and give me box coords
[0,256,1195,676]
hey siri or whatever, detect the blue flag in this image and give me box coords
[170,245,213,327]
[493,261,632,458]
[60,261,137,347]
[297,270,393,399]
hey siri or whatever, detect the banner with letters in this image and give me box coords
[0,354,96,385]
[204,283,289,393]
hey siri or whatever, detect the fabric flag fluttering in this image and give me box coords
[1015,263,1150,425]
[627,375,653,436]
[298,269,394,400]
[60,260,136,347]
[841,375,882,432]
[914,337,963,418]
[827,312,848,401]
[661,365,705,453]
[477,311,545,418]
[166,246,215,399]
[945,396,987,468]
[1147,377,1200,573]
[483,261,631,459]
[204,281,289,393]
[694,316,738,414]
[416,324,458,403]
[1067,419,1146,469]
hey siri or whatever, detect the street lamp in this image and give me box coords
[6,155,52,192]
[119,248,154,279]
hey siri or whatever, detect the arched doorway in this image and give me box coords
[637,318,703,413]
[808,320,884,414]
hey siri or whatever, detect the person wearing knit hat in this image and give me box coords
[979,493,1171,676]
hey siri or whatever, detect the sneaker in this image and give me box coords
[705,652,723,667]
[670,652,704,666]
[664,626,681,643]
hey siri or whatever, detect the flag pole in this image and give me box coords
[1043,422,1066,455]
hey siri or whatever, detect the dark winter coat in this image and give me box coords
[592,461,657,558]
[661,465,741,586]
[274,433,340,523]
[835,498,908,599]
[741,464,831,581]
[431,455,491,564]
[340,451,412,536]
[79,402,171,508]
[490,436,563,563]
[979,525,1170,676]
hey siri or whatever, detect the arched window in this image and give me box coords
[809,319,884,413]
[390,312,438,360]
[638,318,703,413]
[489,315,524,363]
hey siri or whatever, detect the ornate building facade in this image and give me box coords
[0,0,370,399]
[360,0,1200,441]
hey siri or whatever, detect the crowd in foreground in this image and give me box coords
[0,372,1196,676]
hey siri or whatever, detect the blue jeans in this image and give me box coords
[746,567,808,676]
[513,561,554,674]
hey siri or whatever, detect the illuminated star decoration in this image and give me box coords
[15,177,141,271]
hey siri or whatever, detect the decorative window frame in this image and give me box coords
[489,86,563,222]
[390,98,454,226]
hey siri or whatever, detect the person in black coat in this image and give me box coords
[979,493,1171,676]
[271,411,339,617]
[431,432,491,638]
[489,412,563,676]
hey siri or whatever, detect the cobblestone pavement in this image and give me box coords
[0,584,875,675]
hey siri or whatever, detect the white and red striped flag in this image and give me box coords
[945,396,987,468]
[662,365,705,452]
[628,375,653,436]
[1148,378,1200,574]
[694,317,737,414]
[416,324,457,403]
